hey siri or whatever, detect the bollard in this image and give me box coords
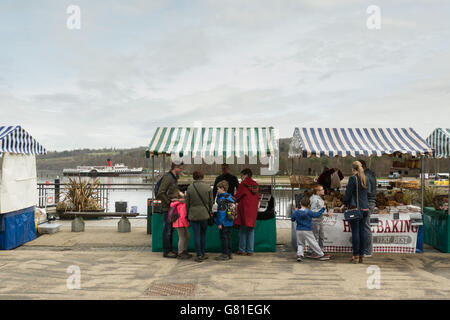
[72,216,85,232]
[118,216,131,232]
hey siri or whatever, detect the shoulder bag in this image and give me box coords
[192,184,215,226]
[344,175,362,221]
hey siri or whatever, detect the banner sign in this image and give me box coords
[319,213,418,254]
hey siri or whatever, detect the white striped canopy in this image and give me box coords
[0,125,46,155]
[426,128,450,158]
[289,128,432,158]
[147,127,277,159]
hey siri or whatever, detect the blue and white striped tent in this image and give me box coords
[426,128,450,158]
[0,125,46,155]
[289,128,433,158]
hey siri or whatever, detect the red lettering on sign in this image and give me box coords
[384,220,391,233]
[343,221,351,232]
[377,220,384,233]
[392,220,400,233]
[403,220,410,232]
[411,225,418,233]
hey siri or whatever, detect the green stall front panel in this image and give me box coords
[423,207,450,253]
[151,214,276,253]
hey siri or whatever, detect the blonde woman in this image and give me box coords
[340,161,369,264]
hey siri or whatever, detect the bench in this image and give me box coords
[61,212,139,232]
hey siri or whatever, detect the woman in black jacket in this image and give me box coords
[341,161,370,264]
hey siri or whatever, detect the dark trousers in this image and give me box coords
[162,212,174,254]
[191,220,208,257]
[349,212,368,256]
[220,226,232,256]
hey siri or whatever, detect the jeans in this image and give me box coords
[162,212,174,255]
[239,226,255,253]
[191,220,208,257]
[349,211,368,256]
[219,227,232,256]
[364,202,375,255]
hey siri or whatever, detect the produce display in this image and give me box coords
[433,195,449,211]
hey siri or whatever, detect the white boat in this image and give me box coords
[63,163,143,177]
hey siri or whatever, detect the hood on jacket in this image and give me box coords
[242,177,259,194]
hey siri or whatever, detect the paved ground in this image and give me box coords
[0,219,449,300]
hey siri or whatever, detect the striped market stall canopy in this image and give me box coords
[0,125,46,155]
[426,128,450,158]
[289,128,433,158]
[147,127,277,159]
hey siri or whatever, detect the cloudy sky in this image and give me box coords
[1,0,449,151]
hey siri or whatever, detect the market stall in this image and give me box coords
[0,125,46,249]
[424,128,449,252]
[146,127,278,252]
[288,127,433,254]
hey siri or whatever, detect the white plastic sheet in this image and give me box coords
[0,152,38,214]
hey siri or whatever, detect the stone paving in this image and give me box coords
[0,219,449,300]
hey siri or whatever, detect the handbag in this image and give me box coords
[192,184,215,226]
[344,176,362,221]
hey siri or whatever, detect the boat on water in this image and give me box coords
[63,160,143,177]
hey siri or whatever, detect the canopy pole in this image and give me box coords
[291,158,294,213]
[421,156,425,214]
[162,154,166,173]
[152,155,155,200]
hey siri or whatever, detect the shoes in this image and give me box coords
[236,251,246,256]
[182,251,193,258]
[246,252,254,256]
[177,252,191,260]
[215,254,230,261]
[228,255,232,260]
[163,252,178,258]
[350,256,359,264]
[309,254,320,259]
[319,254,330,261]
[297,256,303,262]
[201,254,209,260]
[364,254,372,258]
[359,256,364,264]
[194,256,203,263]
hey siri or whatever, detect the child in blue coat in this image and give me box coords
[215,180,236,261]
[291,196,332,262]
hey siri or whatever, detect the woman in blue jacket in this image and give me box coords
[215,180,236,261]
[341,161,370,264]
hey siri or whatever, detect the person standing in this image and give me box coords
[317,167,344,194]
[291,197,331,262]
[310,184,326,252]
[234,168,259,256]
[359,160,377,257]
[213,164,240,199]
[156,162,184,258]
[171,199,192,260]
[214,180,236,261]
[341,161,369,264]
[185,170,213,263]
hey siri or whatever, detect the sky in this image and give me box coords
[1,0,449,151]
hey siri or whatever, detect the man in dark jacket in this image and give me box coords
[317,167,344,194]
[212,164,240,199]
[156,162,183,258]
[360,160,376,257]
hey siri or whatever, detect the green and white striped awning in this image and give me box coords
[426,128,450,158]
[147,127,277,159]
